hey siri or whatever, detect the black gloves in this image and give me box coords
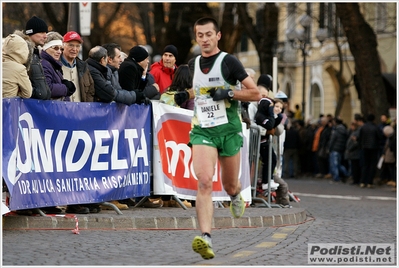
[61,79,76,96]
[207,88,232,101]
[135,91,151,105]
[174,91,189,106]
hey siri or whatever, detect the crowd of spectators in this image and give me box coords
[279,111,396,191]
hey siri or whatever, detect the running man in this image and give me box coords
[174,17,261,259]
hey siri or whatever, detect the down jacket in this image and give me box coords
[13,30,51,100]
[2,33,32,98]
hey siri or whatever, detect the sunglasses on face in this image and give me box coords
[50,46,64,51]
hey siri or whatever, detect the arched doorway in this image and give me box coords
[310,83,322,120]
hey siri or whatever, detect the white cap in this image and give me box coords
[275,91,288,99]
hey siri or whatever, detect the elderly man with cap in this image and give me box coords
[150,44,178,94]
[21,15,52,100]
[60,31,96,214]
[60,31,95,103]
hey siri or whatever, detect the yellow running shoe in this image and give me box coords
[192,235,215,260]
[230,193,245,218]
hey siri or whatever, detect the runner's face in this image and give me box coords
[195,23,221,55]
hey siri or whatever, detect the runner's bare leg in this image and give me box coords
[192,144,218,234]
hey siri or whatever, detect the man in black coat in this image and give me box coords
[358,114,383,187]
[87,46,146,105]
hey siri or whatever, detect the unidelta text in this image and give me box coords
[13,118,149,174]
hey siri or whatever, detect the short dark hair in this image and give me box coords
[367,113,375,122]
[335,118,343,125]
[194,17,219,33]
[88,46,108,62]
[102,43,121,59]
[354,113,363,121]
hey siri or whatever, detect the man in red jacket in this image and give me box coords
[150,44,178,94]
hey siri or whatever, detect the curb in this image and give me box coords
[2,207,308,230]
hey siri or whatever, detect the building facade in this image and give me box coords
[237,3,397,124]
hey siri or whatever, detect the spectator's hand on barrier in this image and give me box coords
[62,79,76,96]
[208,88,232,101]
[142,97,151,105]
[243,117,251,129]
[135,91,150,104]
[174,91,189,106]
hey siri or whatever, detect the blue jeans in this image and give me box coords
[329,151,348,181]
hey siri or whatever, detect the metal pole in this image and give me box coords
[301,45,306,121]
[267,135,272,205]
[67,3,83,59]
[272,57,278,95]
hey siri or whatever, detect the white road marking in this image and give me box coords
[294,192,396,201]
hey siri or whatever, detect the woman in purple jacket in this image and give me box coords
[41,31,76,101]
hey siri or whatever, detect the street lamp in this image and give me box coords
[286,14,327,121]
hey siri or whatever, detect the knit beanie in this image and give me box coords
[129,46,149,62]
[257,74,272,90]
[163,45,178,58]
[25,16,48,35]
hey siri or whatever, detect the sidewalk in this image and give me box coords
[2,205,307,231]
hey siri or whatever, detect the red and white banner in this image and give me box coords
[152,101,252,202]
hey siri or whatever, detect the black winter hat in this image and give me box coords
[163,44,178,58]
[129,46,149,62]
[25,16,48,35]
[257,74,272,90]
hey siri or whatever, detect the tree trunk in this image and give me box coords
[219,3,244,54]
[164,3,211,64]
[335,3,389,119]
[237,3,278,74]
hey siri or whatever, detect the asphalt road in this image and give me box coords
[2,176,397,266]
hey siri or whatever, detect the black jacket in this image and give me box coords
[255,98,277,130]
[118,57,147,92]
[29,48,51,100]
[87,58,116,103]
[329,124,348,153]
[107,65,141,105]
[358,121,383,149]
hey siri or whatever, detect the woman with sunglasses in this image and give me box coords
[41,31,76,101]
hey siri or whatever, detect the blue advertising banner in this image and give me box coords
[2,98,152,210]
